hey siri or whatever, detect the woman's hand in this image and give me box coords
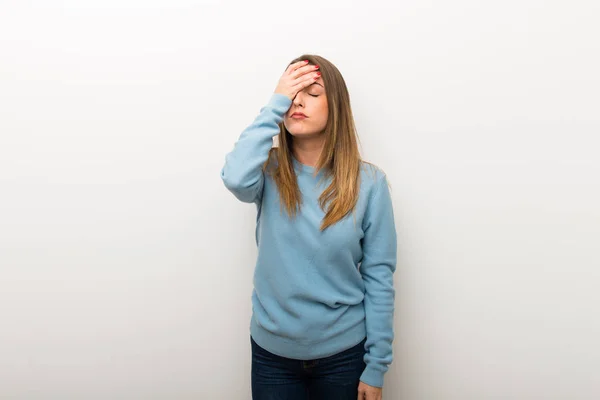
[274,59,321,101]
[358,381,383,400]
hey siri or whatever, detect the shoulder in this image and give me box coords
[358,161,395,225]
[359,160,390,196]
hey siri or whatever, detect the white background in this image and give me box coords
[1,1,599,399]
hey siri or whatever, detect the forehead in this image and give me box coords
[308,79,325,90]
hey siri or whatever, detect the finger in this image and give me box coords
[286,60,309,74]
[295,71,320,86]
[290,72,320,92]
[290,63,319,80]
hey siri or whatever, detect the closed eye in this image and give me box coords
[309,94,319,97]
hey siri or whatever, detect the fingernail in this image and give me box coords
[315,65,319,69]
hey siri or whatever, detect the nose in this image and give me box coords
[292,91,305,107]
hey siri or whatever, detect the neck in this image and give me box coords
[291,134,325,167]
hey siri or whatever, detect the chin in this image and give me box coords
[287,129,322,138]
[285,124,323,137]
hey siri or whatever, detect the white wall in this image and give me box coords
[1,1,598,399]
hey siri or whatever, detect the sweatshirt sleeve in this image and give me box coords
[220,93,292,203]
[359,172,398,388]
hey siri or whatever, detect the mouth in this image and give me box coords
[291,113,308,119]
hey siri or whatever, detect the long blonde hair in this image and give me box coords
[264,54,372,231]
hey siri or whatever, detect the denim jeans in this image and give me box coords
[251,335,367,400]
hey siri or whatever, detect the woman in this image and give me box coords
[221,54,397,400]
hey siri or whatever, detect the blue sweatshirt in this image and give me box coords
[220,93,397,388]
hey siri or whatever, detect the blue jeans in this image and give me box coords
[251,335,367,400]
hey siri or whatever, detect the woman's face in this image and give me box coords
[283,76,328,138]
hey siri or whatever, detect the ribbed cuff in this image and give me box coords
[265,93,292,117]
[359,363,386,388]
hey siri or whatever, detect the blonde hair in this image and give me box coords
[264,54,377,231]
